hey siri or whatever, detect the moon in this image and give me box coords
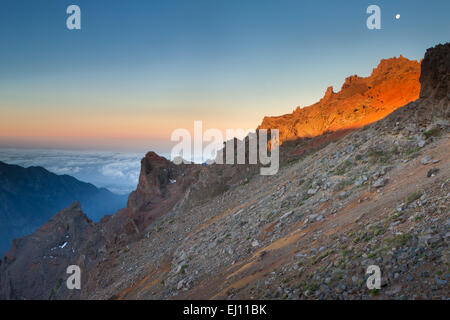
[395,14,401,19]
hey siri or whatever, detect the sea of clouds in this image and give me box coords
[0,148,157,195]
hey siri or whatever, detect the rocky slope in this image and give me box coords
[259,55,421,144]
[0,202,104,299]
[0,43,448,300]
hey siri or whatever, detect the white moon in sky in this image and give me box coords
[396,14,401,19]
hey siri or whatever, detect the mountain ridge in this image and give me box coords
[258,55,421,144]
[0,42,448,300]
[0,161,128,255]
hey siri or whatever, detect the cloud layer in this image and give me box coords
[0,148,149,195]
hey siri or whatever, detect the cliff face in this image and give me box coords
[123,152,196,233]
[122,151,258,234]
[420,43,450,101]
[127,152,182,213]
[259,56,421,144]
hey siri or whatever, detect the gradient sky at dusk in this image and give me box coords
[1,0,449,154]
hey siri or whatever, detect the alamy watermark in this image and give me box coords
[170,121,280,175]
[366,5,381,30]
[65,4,390,32]
[66,5,81,30]
[66,265,81,290]
[366,265,381,290]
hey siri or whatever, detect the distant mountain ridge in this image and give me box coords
[0,161,128,254]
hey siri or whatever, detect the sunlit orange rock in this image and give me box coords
[258,55,421,144]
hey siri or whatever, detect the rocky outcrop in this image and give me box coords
[381,43,449,129]
[420,43,450,101]
[259,55,421,144]
[127,152,182,213]
[100,152,197,238]
[0,202,104,300]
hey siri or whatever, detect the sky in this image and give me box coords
[0,0,449,155]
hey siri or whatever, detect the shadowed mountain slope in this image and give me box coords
[0,161,128,255]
